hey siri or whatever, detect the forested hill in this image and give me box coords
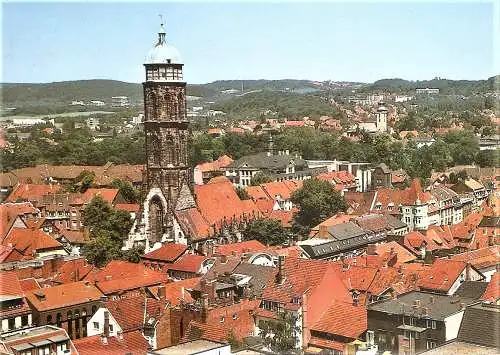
[364,76,499,95]
[0,80,217,107]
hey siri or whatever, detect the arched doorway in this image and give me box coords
[149,196,164,242]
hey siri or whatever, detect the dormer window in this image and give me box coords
[219,316,224,323]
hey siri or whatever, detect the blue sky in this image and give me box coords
[2,1,497,84]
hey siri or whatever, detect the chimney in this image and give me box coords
[460,302,466,310]
[318,225,328,238]
[465,263,471,281]
[341,257,349,271]
[220,255,228,264]
[117,330,123,341]
[104,310,110,337]
[276,255,285,284]
[201,294,209,322]
[158,285,166,302]
[488,235,494,247]
[367,244,377,255]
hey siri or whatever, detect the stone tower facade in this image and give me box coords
[126,23,195,252]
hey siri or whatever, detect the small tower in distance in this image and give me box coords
[376,102,388,133]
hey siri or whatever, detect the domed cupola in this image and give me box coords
[144,21,184,82]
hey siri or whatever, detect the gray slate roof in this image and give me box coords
[454,281,489,300]
[227,152,306,170]
[457,303,500,348]
[368,291,475,320]
[328,222,366,240]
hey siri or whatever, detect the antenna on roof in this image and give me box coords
[159,14,164,26]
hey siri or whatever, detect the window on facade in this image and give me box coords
[109,324,114,332]
[378,333,386,343]
[21,315,28,326]
[8,318,15,330]
[426,340,437,349]
[366,330,374,345]
[67,310,72,319]
[47,315,53,324]
[409,317,416,326]
[92,306,97,314]
[93,322,99,330]
[431,320,436,329]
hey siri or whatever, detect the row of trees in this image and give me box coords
[81,196,143,267]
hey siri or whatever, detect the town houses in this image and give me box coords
[0,18,498,355]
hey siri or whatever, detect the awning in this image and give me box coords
[47,334,69,343]
[397,324,427,332]
[11,343,34,351]
[30,340,52,347]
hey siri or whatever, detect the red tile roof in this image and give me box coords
[53,258,95,284]
[312,300,367,338]
[115,203,140,213]
[417,259,468,293]
[73,330,150,355]
[82,188,119,204]
[308,336,345,351]
[285,120,306,127]
[0,271,24,298]
[185,299,260,343]
[266,210,295,228]
[0,202,38,237]
[481,272,499,302]
[6,184,62,203]
[104,292,163,332]
[142,243,188,263]
[175,208,212,240]
[245,186,270,201]
[148,277,200,306]
[450,246,499,269]
[184,320,229,343]
[169,254,210,274]
[19,278,41,292]
[262,258,352,319]
[0,244,25,263]
[215,240,266,257]
[3,228,64,256]
[261,181,294,200]
[372,241,417,264]
[25,281,103,311]
[195,179,260,229]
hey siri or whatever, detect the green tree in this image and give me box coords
[111,178,139,203]
[81,196,112,233]
[81,196,134,266]
[250,172,274,186]
[242,219,289,246]
[82,231,123,267]
[259,311,301,353]
[290,178,348,236]
[236,186,251,200]
[476,150,497,167]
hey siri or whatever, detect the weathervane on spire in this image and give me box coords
[157,14,166,44]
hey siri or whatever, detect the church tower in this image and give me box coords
[127,22,195,251]
[376,102,388,133]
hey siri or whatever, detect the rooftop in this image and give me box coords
[152,339,227,354]
[25,281,103,311]
[368,291,475,320]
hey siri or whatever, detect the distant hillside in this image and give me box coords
[365,76,498,95]
[0,80,218,108]
[211,90,341,119]
[203,79,322,92]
